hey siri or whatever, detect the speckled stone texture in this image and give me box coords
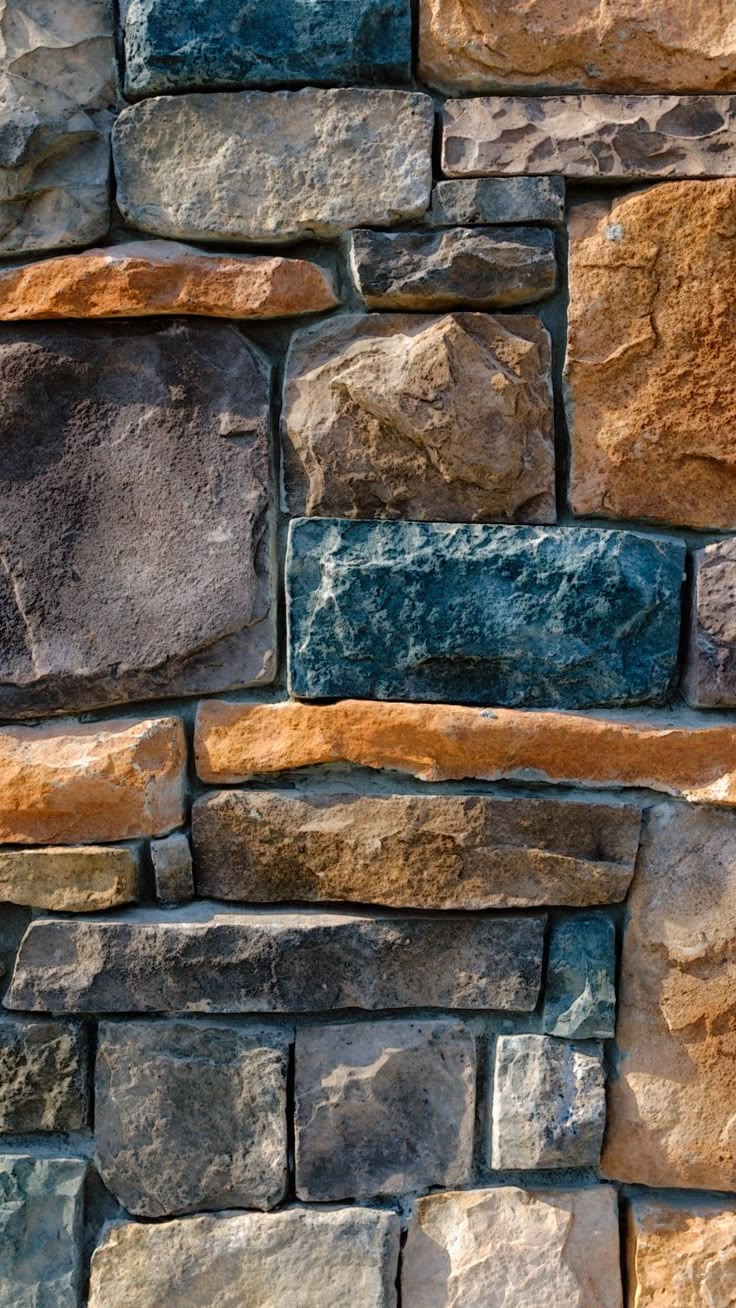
[491,1034,606,1169]
[543,914,617,1039]
[626,1196,736,1308]
[0,1016,88,1131]
[0,1155,86,1306]
[431,177,565,227]
[0,845,139,911]
[685,538,736,706]
[151,834,194,904]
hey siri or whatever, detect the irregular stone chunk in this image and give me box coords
[295,1020,475,1200]
[626,1196,736,1308]
[0,320,273,713]
[543,913,617,1039]
[0,717,185,844]
[5,903,545,1014]
[89,1206,400,1308]
[431,177,565,227]
[282,314,555,523]
[192,790,641,909]
[685,538,736,705]
[0,844,138,910]
[124,0,412,97]
[151,834,193,905]
[0,1016,88,1131]
[567,182,736,530]
[113,90,433,243]
[95,1021,288,1217]
[287,521,683,707]
[403,1186,622,1307]
[442,96,736,180]
[0,1155,86,1306]
[491,1034,606,1168]
[602,802,736,1190]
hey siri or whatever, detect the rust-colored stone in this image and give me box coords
[626,1196,736,1307]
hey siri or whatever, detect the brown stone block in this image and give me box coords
[684,538,736,707]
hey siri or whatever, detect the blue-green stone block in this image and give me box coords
[543,914,617,1039]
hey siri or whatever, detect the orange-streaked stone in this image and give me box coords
[626,1196,736,1307]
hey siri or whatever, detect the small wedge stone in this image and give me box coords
[543,914,617,1039]
[151,834,194,905]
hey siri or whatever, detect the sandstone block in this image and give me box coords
[0,844,138,910]
[0,1155,86,1307]
[287,521,684,707]
[402,1185,622,1307]
[295,1019,475,1200]
[543,913,617,1039]
[192,790,641,909]
[431,177,565,227]
[0,320,273,713]
[89,1206,400,1308]
[602,802,736,1190]
[95,1021,288,1217]
[627,1196,736,1308]
[685,538,736,705]
[0,1017,88,1131]
[113,90,433,243]
[442,96,736,180]
[282,313,555,524]
[491,1034,606,1169]
[151,833,193,905]
[6,903,544,1013]
[0,716,185,844]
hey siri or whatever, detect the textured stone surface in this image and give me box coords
[602,802,736,1190]
[151,834,193,905]
[431,177,565,227]
[349,227,556,310]
[0,320,273,713]
[95,1021,288,1217]
[124,0,411,96]
[442,96,736,179]
[567,182,736,530]
[491,1034,606,1168]
[627,1196,736,1308]
[685,538,736,705]
[0,241,338,320]
[0,844,138,910]
[295,1019,475,1200]
[282,313,554,523]
[402,1185,623,1308]
[192,790,641,909]
[0,717,185,844]
[287,521,683,707]
[89,1206,400,1308]
[544,914,617,1039]
[6,903,544,1014]
[0,1155,86,1307]
[0,1016,88,1131]
[113,90,433,243]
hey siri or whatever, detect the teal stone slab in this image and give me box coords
[544,914,617,1039]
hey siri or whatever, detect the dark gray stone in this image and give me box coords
[543,914,617,1039]
[431,177,565,227]
[0,1155,86,1307]
[151,834,194,905]
[0,1016,88,1132]
[684,537,736,707]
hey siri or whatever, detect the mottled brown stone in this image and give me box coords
[684,538,736,706]
[0,845,139,910]
[626,1196,736,1308]
[0,1016,88,1131]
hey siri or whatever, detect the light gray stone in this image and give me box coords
[0,1016,88,1131]
[0,1154,86,1307]
[431,176,565,226]
[491,1034,606,1169]
[151,833,194,904]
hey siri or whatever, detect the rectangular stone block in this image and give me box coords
[543,914,617,1039]
[0,844,139,911]
[151,833,194,905]
[685,538,736,706]
[491,1034,606,1169]
[192,790,641,909]
[626,1196,736,1308]
[431,177,565,227]
[286,520,684,708]
[0,1017,88,1131]
[113,89,433,243]
[5,903,545,1014]
[0,1155,86,1307]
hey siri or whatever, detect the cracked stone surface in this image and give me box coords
[685,537,736,705]
[0,844,139,911]
[626,1196,736,1308]
[543,913,617,1039]
[431,177,565,227]
[0,1016,88,1131]
[491,1034,607,1169]
[0,1155,86,1307]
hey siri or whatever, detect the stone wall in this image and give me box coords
[0,2,735,1304]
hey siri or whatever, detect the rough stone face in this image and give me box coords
[282,313,555,524]
[5,903,545,1014]
[295,1020,475,1200]
[402,1185,623,1308]
[431,177,565,227]
[287,521,683,707]
[151,834,194,905]
[0,241,338,320]
[124,0,412,96]
[192,790,641,909]
[349,228,556,310]
[442,96,736,180]
[95,1021,288,1217]
[0,320,273,714]
[0,844,139,911]
[627,1196,736,1308]
[89,1206,400,1308]
[685,538,736,705]
[0,1016,88,1131]
[602,802,736,1190]
[543,914,617,1039]
[491,1034,606,1169]
[567,182,736,531]
[113,90,433,243]
[0,1155,86,1307]
[0,717,185,844]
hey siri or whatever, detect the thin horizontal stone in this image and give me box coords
[431,177,565,227]
[0,845,139,911]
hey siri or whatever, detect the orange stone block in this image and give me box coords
[626,1196,736,1306]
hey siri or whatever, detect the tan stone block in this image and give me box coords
[626,1197,736,1308]
[0,845,138,910]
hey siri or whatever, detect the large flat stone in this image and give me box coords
[0,320,273,714]
[113,90,433,243]
[626,1196,736,1308]
[401,1186,623,1307]
[0,1016,88,1131]
[602,802,736,1190]
[124,0,412,96]
[192,790,641,909]
[543,913,617,1039]
[295,1020,475,1200]
[286,521,684,707]
[685,538,736,705]
[5,903,545,1014]
[282,313,555,524]
[0,844,138,910]
[89,1207,400,1308]
[431,177,565,227]
[0,1155,86,1307]
[442,96,736,179]
[491,1034,606,1169]
[0,717,185,844]
[95,1021,288,1217]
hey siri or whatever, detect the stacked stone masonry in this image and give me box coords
[1,2,736,1305]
